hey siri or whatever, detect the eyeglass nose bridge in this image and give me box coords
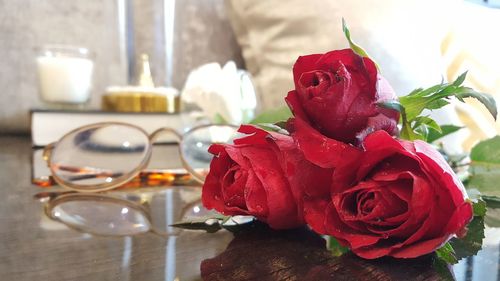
[149,127,207,185]
[149,127,182,143]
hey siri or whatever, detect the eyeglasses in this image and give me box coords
[43,122,239,192]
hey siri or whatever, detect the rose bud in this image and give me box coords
[202,125,332,229]
[304,130,473,259]
[285,49,400,145]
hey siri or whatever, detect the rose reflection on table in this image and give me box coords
[200,222,455,281]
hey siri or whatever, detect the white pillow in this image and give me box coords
[226,0,458,108]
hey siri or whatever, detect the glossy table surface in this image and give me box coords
[1,136,499,281]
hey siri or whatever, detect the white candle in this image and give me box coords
[37,52,93,103]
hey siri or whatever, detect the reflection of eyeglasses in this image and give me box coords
[36,188,213,236]
[37,189,255,237]
[43,122,239,192]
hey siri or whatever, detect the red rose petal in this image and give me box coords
[221,165,247,209]
[202,146,233,212]
[386,173,434,238]
[353,244,393,259]
[299,71,334,98]
[390,236,451,259]
[240,146,301,229]
[356,131,418,180]
[443,201,473,236]
[389,201,473,258]
[244,169,269,217]
[414,140,468,206]
[270,135,333,223]
[285,90,311,123]
[355,190,473,259]
[357,113,399,143]
[292,53,323,88]
[376,75,400,122]
[234,124,273,146]
[289,117,362,169]
[224,146,252,170]
[324,201,382,249]
[303,197,331,235]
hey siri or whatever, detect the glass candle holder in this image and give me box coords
[36,45,94,106]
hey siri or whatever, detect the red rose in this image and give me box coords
[304,130,473,259]
[202,125,332,229]
[285,49,400,145]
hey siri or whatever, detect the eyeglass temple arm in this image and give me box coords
[149,127,207,185]
[42,142,56,167]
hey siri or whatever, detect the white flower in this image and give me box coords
[181,61,257,124]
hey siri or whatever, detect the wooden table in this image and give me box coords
[0,136,498,281]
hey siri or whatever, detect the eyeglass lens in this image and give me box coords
[50,124,151,190]
[180,125,240,170]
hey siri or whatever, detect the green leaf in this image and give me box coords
[472,198,487,217]
[328,236,349,257]
[171,215,257,233]
[432,256,456,281]
[254,123,289,135]
[412,116,441,132]
[411,116,441,142]
[399,72,496,122]
[449,214,485,261]
[470,135,500,164]
[398,72,496,141]
[455,87,497,120]
[400,122,424,141]
[220,216,257,233]
[378,100,424,141]
[250,106,292,125]
[482,195,500,209]
[377,100,404,114]
[399,87,450,122]
[453,71,468,87]
[436,242,458,264]
[427,125,463,143]
[426,99,450,110]
[342,18,380,70]
[414,124,430,140]
[484,209,500,227]
[467,136,500,227]
[170,218,223,233]
[474,194,500,227]
[468,164,500,198]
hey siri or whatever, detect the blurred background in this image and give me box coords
[1,0,500,149]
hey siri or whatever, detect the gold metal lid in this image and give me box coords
[102,87,180,113]
[102,53,180,113]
